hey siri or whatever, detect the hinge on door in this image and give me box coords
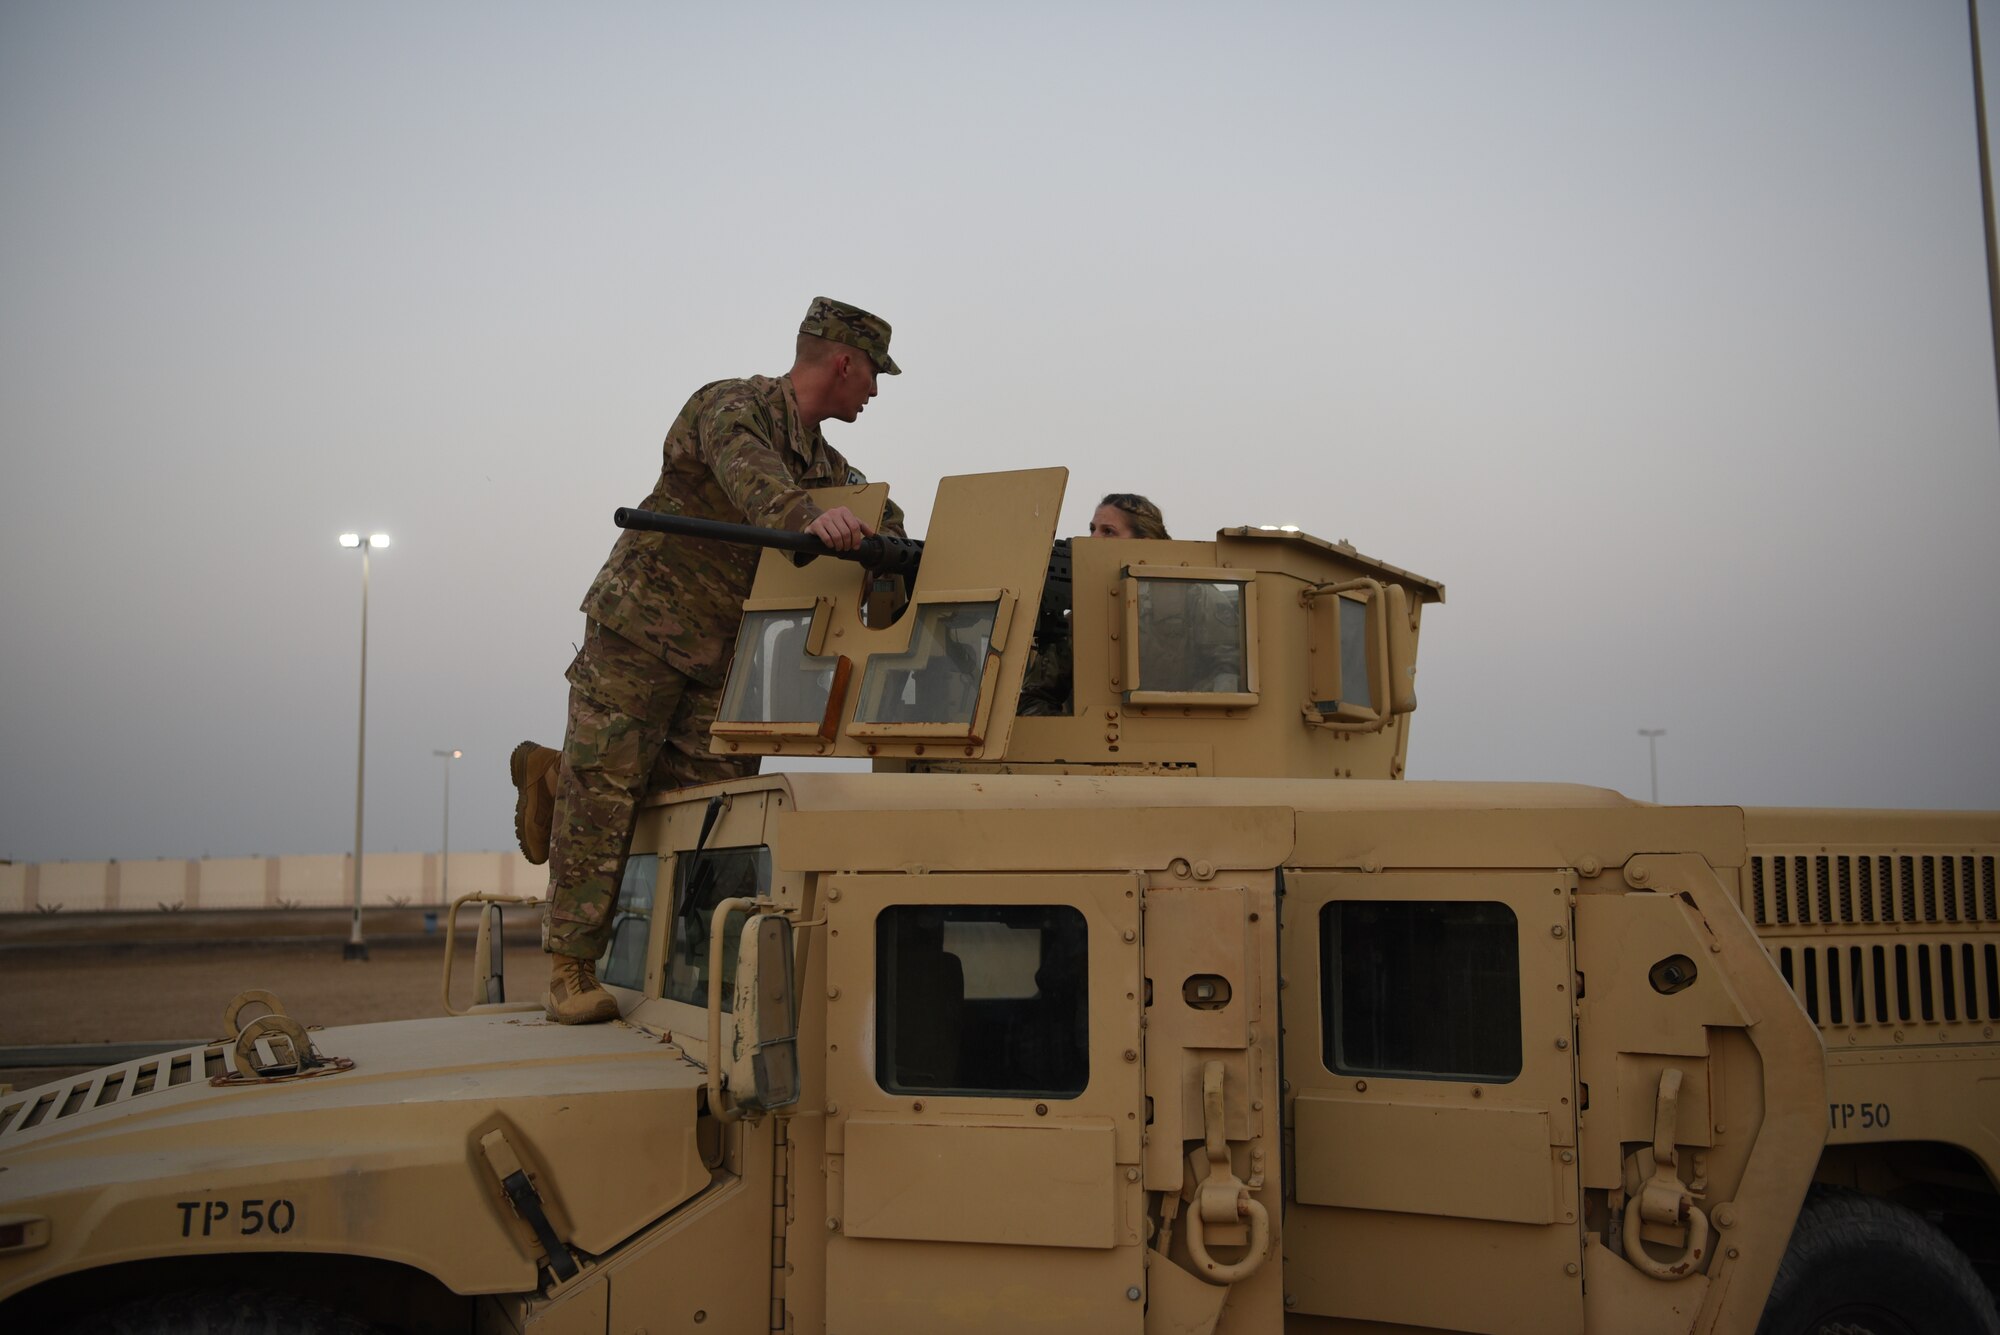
[770,1118,790,1331]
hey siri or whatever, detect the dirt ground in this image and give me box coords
[0,908,544,1088]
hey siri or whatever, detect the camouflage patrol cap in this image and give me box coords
[800,296,901,375]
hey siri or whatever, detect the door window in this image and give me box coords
[662,847,771,1011]
[1321,900,1522,1082]
[875,904,1089,1097]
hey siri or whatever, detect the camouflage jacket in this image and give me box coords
[581,373,906,686]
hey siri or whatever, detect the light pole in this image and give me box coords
[339,532,391,960]
[1638,728,1666,804]
[433,748,461,906]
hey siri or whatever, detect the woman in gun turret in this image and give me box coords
[1019,493,1170,716]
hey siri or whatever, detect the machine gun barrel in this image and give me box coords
[613,506,926,578]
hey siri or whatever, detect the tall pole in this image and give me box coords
[1638,728,1665,804]
[346,542,372,961]
[433,748,461,906]
[1972,0,2000,442]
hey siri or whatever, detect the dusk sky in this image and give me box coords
[3,1,1997,864]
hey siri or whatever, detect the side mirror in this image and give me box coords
[441,891,545,1016]
[729,913,800,1113]
[475,903,507,1005]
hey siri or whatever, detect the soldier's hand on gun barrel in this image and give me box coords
[807,506,874,552]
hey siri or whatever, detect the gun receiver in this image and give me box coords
[612,506,926,578]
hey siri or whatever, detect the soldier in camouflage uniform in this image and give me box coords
[518,297,905,1024]
[1019,494,1170,716]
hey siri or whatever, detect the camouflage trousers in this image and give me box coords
[545,619,756,959]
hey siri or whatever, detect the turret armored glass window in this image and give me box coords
[1332,596,1371,713]
[853,601,1000,727]
[718,608,842,727]
[1138,580,1246,692]
[1121,568,1259,706]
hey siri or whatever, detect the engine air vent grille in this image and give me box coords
[0,1043,228,1144]
[1749,854,1996,928]
[1777,939,2000,1029]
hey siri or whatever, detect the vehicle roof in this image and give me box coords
[1216,526,1447,602]
[773,772,1642,814]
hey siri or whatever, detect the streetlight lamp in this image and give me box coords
[1637,728,1666,804]
[433,748,461,906]
[338,531,391,960]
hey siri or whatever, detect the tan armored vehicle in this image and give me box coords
[2,468,1996,1335]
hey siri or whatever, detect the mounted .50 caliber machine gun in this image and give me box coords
[612,506,1074,642]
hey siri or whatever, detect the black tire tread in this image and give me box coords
[1758,1186,2000,1335]
[81,1289,382,1335]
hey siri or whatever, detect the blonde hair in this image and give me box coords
[1098,493,1170,540]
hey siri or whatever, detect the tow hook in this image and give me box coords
[1622,1067,1711,1279]
[1183,1061,1272,1286]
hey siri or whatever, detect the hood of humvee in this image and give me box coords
[0,1011,696,1156]
[0,1013,711,1298]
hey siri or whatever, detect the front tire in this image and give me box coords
[1757,1187,2000,1335]
[81,1289,383,1335]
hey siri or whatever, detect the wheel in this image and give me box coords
[77,1289,383,1335]
[1757,1187,2000,1335]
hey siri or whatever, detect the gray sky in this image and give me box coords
[3,0,1997,864]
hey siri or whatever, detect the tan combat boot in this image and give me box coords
[509,741,562,865]
[545,953,619,1025]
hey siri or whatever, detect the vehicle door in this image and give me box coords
[1281,870,1584,1335]
[821,871,1146,1334]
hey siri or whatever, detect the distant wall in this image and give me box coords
[0,851,545,914]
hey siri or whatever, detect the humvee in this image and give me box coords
[2,467,1996,1335]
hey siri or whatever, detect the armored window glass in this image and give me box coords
[1321,900,1522,1082]
[718,608,840,726]
[1336,596,1371,711]
[663,846,771,1012]
[876,904,1088,1098]
[598,854,658,991]
[854,601,999,726]
[1136,579,1249,695]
